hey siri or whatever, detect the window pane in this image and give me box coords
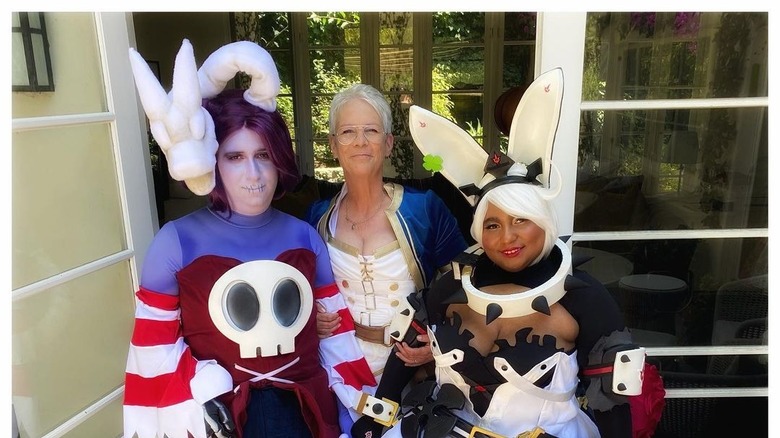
[27,12,41,29]
[504,12,536,41]
[12,263,135,436]
[65,396,123,437]
[31,33,49,86]
[573,237,767,347]
[250,12,291,47]
[431,93,484,136]
[12,33,29,87]
[655,393,765,436]
[433,46,485,92]
[276,95,295,137]
[502,44,535,88]
[380,12,413,45]
[576,107,767,232]
[12,124,126,289]
[311,94,336,140]
[309,48,361,93]
[433,12,484,44]
[268,49,293,89]
[380,47,413,91]
[583,12,768,100]
[308,12,360,46]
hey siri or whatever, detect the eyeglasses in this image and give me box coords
[332,126,387,145]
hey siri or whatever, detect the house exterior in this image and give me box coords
[11,12,769,437]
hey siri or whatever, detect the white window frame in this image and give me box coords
[11,12,157,437]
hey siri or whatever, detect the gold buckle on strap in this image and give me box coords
[467,426,507,437]
[357,392,399,427]
[516,426,547,438]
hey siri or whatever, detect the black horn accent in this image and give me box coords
[531,296,551,316]
[565,275,591,291]
[485,303,503,325]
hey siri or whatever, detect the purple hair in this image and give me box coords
[202,89,300,213]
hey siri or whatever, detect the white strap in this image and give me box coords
[232,357,300,392]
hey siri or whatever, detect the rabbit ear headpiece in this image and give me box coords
[128,39,281,195]
[410,68,571,321]
[410,68,564,207]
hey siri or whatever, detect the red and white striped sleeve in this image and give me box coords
[123,288,232,438]
[314,283,377,412]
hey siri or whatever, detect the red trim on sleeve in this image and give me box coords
[582,364,614,377]
[124,348,197,407]
[314,283,340,300]
[331,307,355,335]
[137,287,180,311]
[334,358,377,389]
[131,318,182,347]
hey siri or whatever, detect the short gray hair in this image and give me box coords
[329,83,392,134]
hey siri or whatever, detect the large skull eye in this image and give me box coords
[273,279,302,327]
[225,282,260,331]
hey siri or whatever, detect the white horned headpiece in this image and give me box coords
[128,39,281,195]
[409,67,564,207]
[409,68,576,322]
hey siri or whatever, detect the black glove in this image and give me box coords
[204,398,236,438]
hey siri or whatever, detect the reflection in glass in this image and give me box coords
[308,48,361,94]
[576,107,767,232]
[502,45,534,89]
[655,391,765,436]
[239,12,291,47]
[307,12,360,46]
[432,47,485,92]
[380,47,413,91]
[504,12,536,41]
[380,12,413,45]
[433,12,484,44]
[583,12,768,100]
[276,95,295,133]
[431,93,484,138]
[573,237,767,348]
[269,51,293,89]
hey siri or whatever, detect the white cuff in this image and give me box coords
[190,359,233,404]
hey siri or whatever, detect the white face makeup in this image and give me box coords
[217,127,279,216]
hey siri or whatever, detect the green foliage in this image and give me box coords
[233,11,492,178]
[432,12,484,42]
[465,119,483,146]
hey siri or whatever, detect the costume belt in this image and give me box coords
[354,322,393,346]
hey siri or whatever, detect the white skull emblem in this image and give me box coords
[208,260,313,358]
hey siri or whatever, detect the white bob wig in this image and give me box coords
[470,183,559,267]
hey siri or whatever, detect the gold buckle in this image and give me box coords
[516,426,546,438]
[357,393,399,427]
[468,426,507,437]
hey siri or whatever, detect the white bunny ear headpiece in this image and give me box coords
[411,68,572,321]
[410,68,564,207]
[129,39,281,195]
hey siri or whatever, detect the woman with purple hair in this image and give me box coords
[124,41,375,438]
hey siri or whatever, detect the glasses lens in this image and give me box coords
[364,129,385,143]
[336,130,356,145]
[336,127,385,145]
